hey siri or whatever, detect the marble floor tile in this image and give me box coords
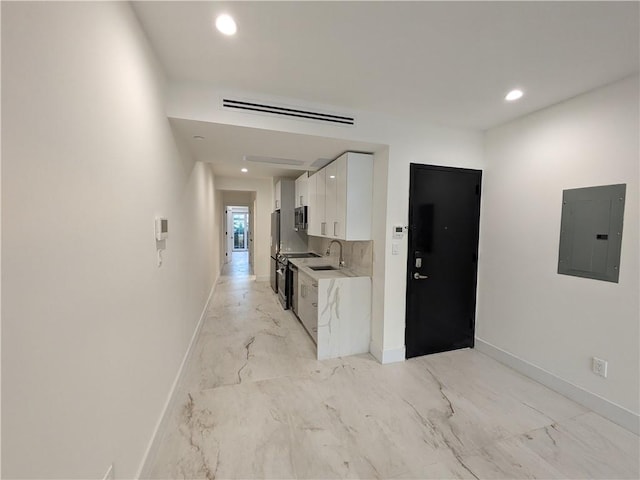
[459,435,567,479]
[521,411,640,479]
[147,267,639,479]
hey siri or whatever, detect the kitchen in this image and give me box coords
[270,151,374,360]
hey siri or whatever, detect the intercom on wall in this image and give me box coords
[392,225,405,239]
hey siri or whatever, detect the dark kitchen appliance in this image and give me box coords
[290,263,299,315]
[294,206,307,231]
[277,252,321,310]
[276,255,288,308]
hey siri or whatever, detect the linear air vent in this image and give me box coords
[222,98,355,126]
[243,155,305,166]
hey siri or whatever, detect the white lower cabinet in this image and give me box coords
[296,267,371,360]
[297,270,318,343]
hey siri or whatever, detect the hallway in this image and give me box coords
[147,266,638,479]
[225,251,252,277]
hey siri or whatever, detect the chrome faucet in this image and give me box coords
[326,240,345,268]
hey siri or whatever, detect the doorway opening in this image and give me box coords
[223,200,254,277]
[232,211,249,251]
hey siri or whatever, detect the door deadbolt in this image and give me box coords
[415,258,422,268]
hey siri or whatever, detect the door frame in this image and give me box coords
[405,163,482,358]
[232,211,249,251]
[225,207,233,263]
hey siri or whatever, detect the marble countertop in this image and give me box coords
[288,256,368,280]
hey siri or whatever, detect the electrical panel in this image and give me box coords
[558,184,625,283]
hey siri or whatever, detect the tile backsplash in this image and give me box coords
[308,237,373,277]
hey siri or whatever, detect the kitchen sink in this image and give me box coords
[309,265,338,271]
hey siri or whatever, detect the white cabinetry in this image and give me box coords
[274,180,282,211]
[297,270,318,343]
[291,258,372,360]
[307,173,318,235]
[308,168,326,236]
[308,152,373,240]
[295,172,309,207]
[325,161,338,236]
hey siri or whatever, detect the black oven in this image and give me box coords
[290,263,299,315]
[294,206,307,231]
[276,252,321,310]
[276,257,289,309]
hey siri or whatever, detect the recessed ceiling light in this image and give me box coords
[193,135,205,140]
[505,89,524,102]
[241,168,248,173]
[215,14,237,36]
[329,175,336,179]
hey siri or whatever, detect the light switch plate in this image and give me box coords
[392,243,400,255]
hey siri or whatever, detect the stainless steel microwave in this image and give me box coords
[294,206,307,231]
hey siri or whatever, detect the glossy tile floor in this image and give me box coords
[226,250,252,276]
[147,261,639,479]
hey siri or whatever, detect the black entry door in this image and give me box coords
[405,164,482,358]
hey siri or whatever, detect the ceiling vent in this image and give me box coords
[222,98,355,126]
[243,155,305,166]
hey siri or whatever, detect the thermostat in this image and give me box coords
[155,217,168,241]
[392,225,405,239]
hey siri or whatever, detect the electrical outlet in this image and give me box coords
[103,464,114,480]
[592,357,608,378]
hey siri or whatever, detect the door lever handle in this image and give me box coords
[413,272,429,280]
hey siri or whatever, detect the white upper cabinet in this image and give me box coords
[308,169,326,236]
[324,161,338,237]
[274,180,282,211]
[308,152,373,241]
[295,172,309,207]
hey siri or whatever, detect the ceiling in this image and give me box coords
[170,118,384,178]
[133,1,639,178]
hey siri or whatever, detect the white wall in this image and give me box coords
[1,3,219,478]
[222,190,253,207]
[167,83,485,361]
[477,76,639,424]
[216,176,273,280]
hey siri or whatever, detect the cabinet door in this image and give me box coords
[295,173,308,207]
[316,169,327,236]
[299,175,308,207]
[294,176,301,207]
[307,173,318,235]
[335,154,348,239]
[343,153,373,240]
[324,162,337,237]
[297,273,318,343]
[275,181,282,211]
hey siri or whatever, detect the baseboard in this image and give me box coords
[135,279,218,479]
[255,275,270,282]
[369,340,405,364]
[369,340,383,363]
[475,338,640,435]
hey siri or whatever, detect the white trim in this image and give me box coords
[475,338,640,435]
[369,340,383,363]
[381,346,406,364]
[136,279,218,479]
[369,341,405,364]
